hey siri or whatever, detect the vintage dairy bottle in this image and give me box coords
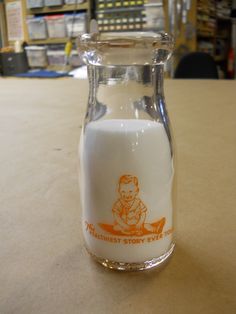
[78,32,175,271]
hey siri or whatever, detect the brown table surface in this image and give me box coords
[0,78,235,314]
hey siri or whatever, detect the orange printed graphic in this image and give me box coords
[99,174,166,236]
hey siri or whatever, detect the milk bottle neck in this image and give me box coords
[86,64,166,123]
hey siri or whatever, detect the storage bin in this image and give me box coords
[47,45,65,66]
[64,0,84,4]
[45,15,67,38]
[144,3,165,31]
[69,50,83,67]
[27,17,47,40]
[0,52,28,76]
[65,13,87,37]
[25,46,48,68]
[45,0,63,6]
[27,0,44,9]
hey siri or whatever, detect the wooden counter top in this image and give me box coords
[0,78,235,314]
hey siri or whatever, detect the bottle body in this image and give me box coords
[78,33,175,270]
[80,119,174,269]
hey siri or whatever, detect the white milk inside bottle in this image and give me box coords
[80,119,174,264]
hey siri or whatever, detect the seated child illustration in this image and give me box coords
[99,174,166,236]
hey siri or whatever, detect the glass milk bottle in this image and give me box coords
[78,32,175,271]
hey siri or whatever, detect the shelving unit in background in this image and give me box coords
[27,2,89,14]
[96,0,146,32]
[196,0,232,77]
[23,0,92,69]
[26,1,91,45]
[28,37,70,44]
[95,0,166,33]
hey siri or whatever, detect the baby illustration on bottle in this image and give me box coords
[99,174,166,236]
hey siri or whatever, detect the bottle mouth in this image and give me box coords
[77,31,174,66]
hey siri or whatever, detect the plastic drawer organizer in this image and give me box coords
[47,45,65,66]
[64,0,84,4]
[25,46,48,68]
[96,0,147,33]
[65,13,87,37]
[27,0,44,9]
[45,15,67,39]
[27,17,47,40]
[44,0,63,7]
[69,50,82,67]
[27,14,87,41]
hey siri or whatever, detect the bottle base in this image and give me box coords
[87,243,175,271]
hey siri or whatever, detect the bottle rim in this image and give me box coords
[77,31,174,49]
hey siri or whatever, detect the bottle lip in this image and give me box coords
[77,31,174,49]
[77,31,174,66]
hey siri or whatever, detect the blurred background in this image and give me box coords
[0,0,235,79]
